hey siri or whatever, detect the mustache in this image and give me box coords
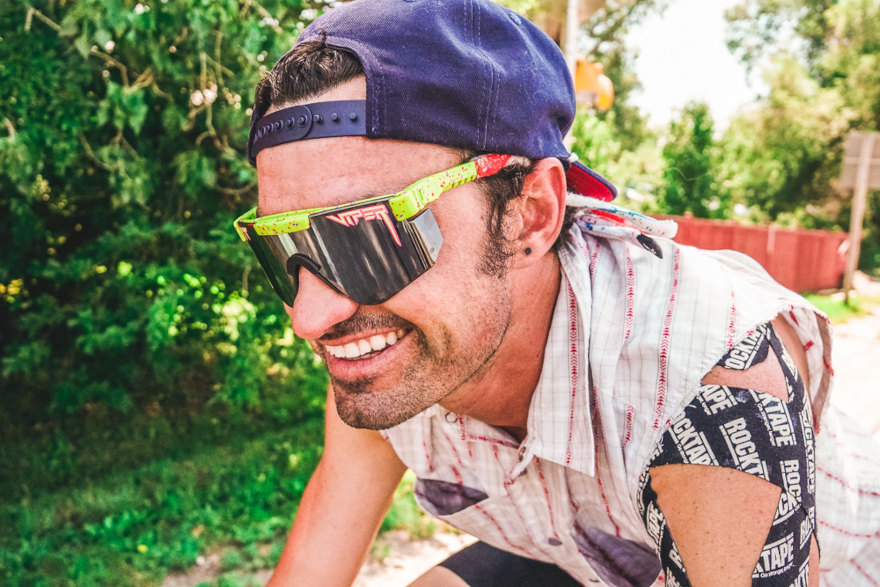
[316,309,414,343]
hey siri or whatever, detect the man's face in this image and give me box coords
[256,82,515,430]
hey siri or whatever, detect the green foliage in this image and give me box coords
[0,0,332,473]
[569,109,663,210]
[581,0,668,150]
[721,0,880,271]
[658,102,726,218]
[0,421,324,586]
[0,1,335,581]
[379,470,437,540]
[725,0,835,74]
[716,55,854,222]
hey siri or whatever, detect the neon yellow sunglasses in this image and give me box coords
[233,154,512,305]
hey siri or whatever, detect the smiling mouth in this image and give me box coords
[324,329,407,360]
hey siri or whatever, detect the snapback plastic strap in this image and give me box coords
[249,100,367,164]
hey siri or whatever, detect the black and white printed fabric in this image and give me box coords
[638,323,816,587]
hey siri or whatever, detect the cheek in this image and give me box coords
[391,192,495,308]
[429,190,491,268]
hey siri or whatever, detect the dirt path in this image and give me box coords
[353,529,477,587]
[827,301,880,437]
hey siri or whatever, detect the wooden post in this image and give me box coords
[843,133,876,304]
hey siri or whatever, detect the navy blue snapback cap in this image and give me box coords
[247,0,617,202]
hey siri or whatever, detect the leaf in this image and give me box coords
[74,34,92,58]
[122,87,148,135]
[95,28,112,49]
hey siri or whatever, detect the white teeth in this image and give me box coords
[325,330,406,360]
[369,335,387,351]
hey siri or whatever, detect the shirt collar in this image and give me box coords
[513,258,596,477]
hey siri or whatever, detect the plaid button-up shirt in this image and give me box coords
[381,225,880,586]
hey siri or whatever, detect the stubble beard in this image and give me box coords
[332,327,452,430]
[332,312,509,430]
[332,284,512,430]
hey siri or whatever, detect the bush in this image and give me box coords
[0,0,334,495]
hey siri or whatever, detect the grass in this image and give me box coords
[0,419,324,586]
[0,409,439,587]
[379,470,436,540]
[803,293,880,324]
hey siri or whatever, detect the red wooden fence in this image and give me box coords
[658,214,848,293]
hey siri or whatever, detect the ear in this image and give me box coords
[513,158,567,267]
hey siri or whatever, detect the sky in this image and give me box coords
[624,0,766,129]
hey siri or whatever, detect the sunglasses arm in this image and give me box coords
[389,154,512,220]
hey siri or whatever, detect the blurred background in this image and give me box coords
[2,0,879,585]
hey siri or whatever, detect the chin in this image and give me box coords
[333,379,438,430]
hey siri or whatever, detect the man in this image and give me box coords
[234,1,880,585]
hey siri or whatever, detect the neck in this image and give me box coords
[439,254,561,440]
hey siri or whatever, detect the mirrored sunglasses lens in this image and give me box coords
[246,226,297,306]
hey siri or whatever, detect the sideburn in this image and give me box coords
[474,161,537,278]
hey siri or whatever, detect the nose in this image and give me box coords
[286,267,359,341]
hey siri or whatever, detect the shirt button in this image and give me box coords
[445,412,457,423]
[548,538,562,546]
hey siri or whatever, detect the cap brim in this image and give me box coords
[566,161,617,202]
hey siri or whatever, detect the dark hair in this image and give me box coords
[254,41,573,276]
[253,40,365,118]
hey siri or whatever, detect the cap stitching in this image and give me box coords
[475,0,489,150]
[488,17,501,152]
[479,1,491,149]
[491,65,500,150]
[466,0,481,149]
[374,42,385,136]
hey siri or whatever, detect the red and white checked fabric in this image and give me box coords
[380,223,880,586]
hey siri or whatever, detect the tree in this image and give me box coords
[717,54,854,223]
[725,0,836,76]
[658,102,725,218]
[720,0,880,272]
[580,0,669,151]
